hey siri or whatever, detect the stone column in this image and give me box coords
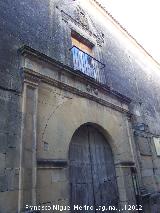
[116,164,138,212]
[18,77,39,212]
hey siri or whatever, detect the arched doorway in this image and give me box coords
[69,124,119,212]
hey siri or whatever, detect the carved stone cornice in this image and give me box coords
[23,67,132,118]
[19,45,131,101]
[19,45,132,117]
[23,73,40,88]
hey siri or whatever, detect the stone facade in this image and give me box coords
[0,0,160,212]
[20,47,136,211]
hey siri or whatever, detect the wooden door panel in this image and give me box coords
[69,126,95,212]
[70,161,92,183]
[69,125,119,212]
[71,183,95,213]
[88,126,119,209]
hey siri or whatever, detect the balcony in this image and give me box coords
[70,46,105,84]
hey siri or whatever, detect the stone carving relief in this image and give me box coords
[59,6,104,47]
[86,84,99,95]
[75,6,89,30]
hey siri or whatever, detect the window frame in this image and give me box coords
[71,30,94,55]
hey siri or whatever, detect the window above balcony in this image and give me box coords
[71,33,93,55]
[70,31,105,84]
[71,31,94,54]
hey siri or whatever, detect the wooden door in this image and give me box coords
[69,125,119,212]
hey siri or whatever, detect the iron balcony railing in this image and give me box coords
[70,46,105,84]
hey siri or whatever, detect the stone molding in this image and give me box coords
[19,45,132,117]
[24,67,132,118]
[37,159,68,169]
[19,46,131,101]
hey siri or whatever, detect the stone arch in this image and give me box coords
[39,96,135,207]
[68,121,116,158]
[68,123,119,209]
[42,97,128,162]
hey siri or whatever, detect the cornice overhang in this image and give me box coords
[19,45,131,103]
[19,45,133,118]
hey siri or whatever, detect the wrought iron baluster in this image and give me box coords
[70,46,105,84]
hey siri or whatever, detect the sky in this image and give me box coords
[97,0,160,63]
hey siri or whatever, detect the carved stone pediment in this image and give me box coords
[59,5,105,47]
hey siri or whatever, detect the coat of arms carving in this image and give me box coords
[75,6,89,30]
